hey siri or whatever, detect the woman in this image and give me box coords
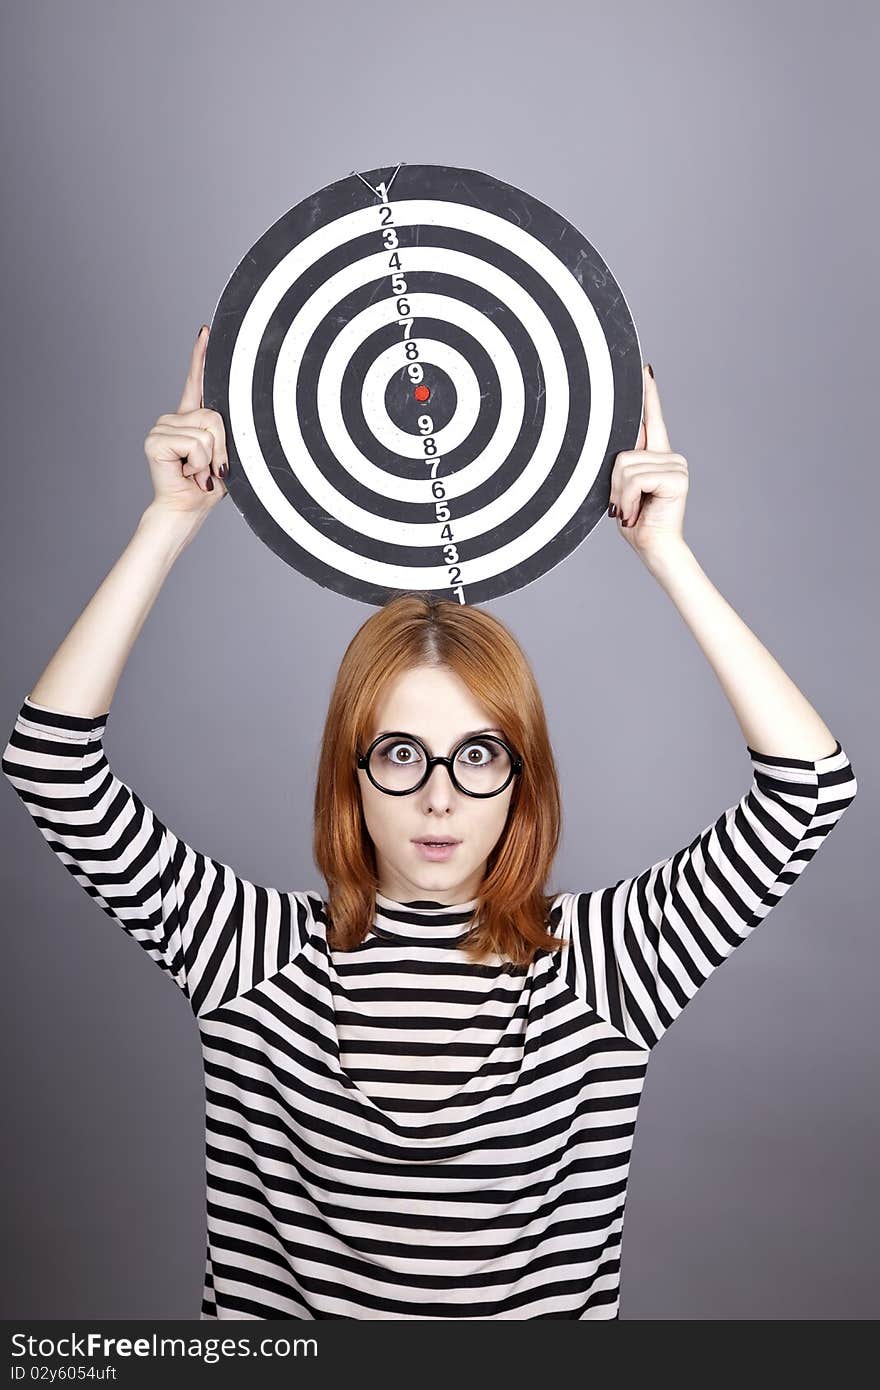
[2,327,858,1320]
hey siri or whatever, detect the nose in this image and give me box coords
[421,760,456,800]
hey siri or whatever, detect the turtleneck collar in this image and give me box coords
[373,890,479,943]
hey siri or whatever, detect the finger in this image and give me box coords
[177,325,210,414]
[189,458,214,492]
[610,417,646,514]
[609,451,671,516]
[154,417,227,476]
[615,464,685,525]
[642,364,671,454]
[148,428,214,474]
[193,465,226,496]
[181,445,214,486]
[614,469,657,526]
[151,426,218,481]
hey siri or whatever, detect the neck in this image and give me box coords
[372,890,479,943]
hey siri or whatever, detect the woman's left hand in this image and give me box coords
[610,364,689,560]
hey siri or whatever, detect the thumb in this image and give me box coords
[177,325,209,413]
[643,366,671,453]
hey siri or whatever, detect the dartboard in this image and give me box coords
[202,162,643,606]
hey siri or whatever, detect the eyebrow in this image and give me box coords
[374,727,504,746]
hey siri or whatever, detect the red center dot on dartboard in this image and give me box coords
[413,385,431,402]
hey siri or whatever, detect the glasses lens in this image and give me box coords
[367,736,512,794]
[454,737,512,793]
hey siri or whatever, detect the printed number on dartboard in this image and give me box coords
[375,181,466,603]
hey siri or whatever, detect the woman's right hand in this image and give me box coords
[143,325,229,514]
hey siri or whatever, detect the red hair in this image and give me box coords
[313,593,565,967]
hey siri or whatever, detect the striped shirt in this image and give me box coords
[2,694,858,1319]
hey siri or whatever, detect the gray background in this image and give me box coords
[1,0,876,1320]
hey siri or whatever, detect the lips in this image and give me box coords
[412,838,461,861]
[412,838,460,845]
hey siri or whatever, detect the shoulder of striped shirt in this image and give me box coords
[7,699,857,785]
[3,700,857,906]
[7,698,856,775]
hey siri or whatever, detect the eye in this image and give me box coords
[457,739,497,765]
[381,740,424,765]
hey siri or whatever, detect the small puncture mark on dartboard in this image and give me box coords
[413,385,431,403]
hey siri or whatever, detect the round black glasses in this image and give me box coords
[356,731,523,798]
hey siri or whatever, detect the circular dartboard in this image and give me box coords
[203,162,643,607]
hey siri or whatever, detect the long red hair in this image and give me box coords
[313,592,565,967]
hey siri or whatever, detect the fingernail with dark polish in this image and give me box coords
[646,363,654,379]
[206,476,214,491]
[608,503,616,517]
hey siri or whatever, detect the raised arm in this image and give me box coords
[24,326,226,717]
[2,329,313,1017]
[1,697,314,1017]
[560,738,858,1049]
[571,363,860,1047]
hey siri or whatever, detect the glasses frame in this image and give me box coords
[356,730,523,798]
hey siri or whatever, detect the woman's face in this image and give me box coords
[357,664,516,905]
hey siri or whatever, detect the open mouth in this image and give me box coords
[412,839,461,858]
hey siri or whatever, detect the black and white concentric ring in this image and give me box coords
[204,165,643,605]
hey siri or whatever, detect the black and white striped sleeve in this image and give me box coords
[1,695,314,1018]
[564,739,858,1050]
